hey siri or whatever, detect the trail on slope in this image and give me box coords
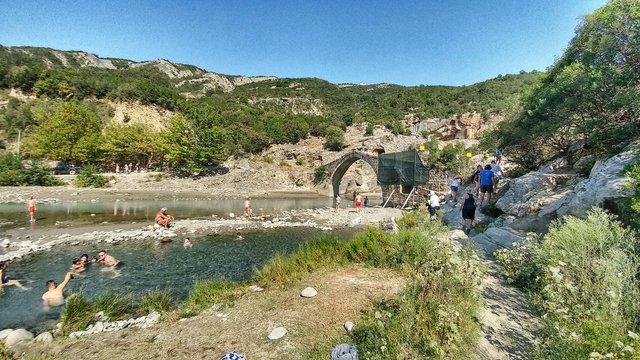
[442,200,539,359]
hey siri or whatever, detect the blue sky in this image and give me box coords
[0,0,607,86]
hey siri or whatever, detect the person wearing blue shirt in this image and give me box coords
[479,164,496,207]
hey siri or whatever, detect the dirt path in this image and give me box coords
[24,265,406,360]
[473,259,538,359]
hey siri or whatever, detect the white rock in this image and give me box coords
[34,331,53,343]
[268,326,287,340]
[5,328,34,347]
[344,321,355,332]
[249,285,264,292]
[0,328,13,340]
[229,212,235,218]
[300,287,318,298]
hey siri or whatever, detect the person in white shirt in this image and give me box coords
[429,191,440,216]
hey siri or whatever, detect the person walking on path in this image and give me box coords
[27,196,36,222]
[472,165,482,196]
[355,193,363,212]
[428,191,441,217]
[494,148,503,165]
[461,190,477,235]
[479,164,496,207]
[450,175,462,204]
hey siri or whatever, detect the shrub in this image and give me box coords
[140,290,177,314]
[94,291,137,321]
[60,292,95,335]
[495,208,640,358]
[74,165,106,188]
[364,123,374,136]
[255,235,346,288]
[295,158,304,166]
[278,160,290,167]
[313,165,328,182]
[181,279,238,316]
[0,153,62,186]
[324,125,345,151]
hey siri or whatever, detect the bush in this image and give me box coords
[0,153,62,186]
[495,208,640,358]
[74,165,106,188]
[0,341,13,359]
[60,292,95,335]
[313,165,328,182]
[324,125,345,151]
[364,123,374,136]
[181,279,238,316]
[140,290,177,314]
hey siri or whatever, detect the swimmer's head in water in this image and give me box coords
[80,254,88,261]
[72,258,80,264]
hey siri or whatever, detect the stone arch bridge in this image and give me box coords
[324,150,378,198]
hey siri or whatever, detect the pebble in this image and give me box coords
[344,321,355,332]
[268,326,287,340]
[301,287,318,298]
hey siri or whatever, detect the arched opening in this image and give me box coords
[330,153,379,205]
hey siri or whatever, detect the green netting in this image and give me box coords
[377,150,429,185]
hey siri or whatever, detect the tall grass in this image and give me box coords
[60,293,95,335]
[495,208,640,358]
[180,279,238,317]
[140,290,177,314]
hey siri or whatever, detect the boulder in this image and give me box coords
[471,227,524,258]
[301,287,318,298]
[495,172,578,217]
[538,157,569,173]
[268,326,287,340]
[5,328,34,347]
[0,329,13,340]
[33,331,53,343]
[556,148,638,218]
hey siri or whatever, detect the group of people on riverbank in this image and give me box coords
[334,191,369,212]
[114,163,141,174]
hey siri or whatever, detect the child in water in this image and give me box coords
[183,238,193,249]
[236,232,244,241]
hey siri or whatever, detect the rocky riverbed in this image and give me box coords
[0,207,403,262]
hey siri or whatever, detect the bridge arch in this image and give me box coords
[325,151,378,198]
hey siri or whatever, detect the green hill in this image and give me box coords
[0,44,542,172]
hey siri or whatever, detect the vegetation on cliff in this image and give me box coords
[0,44,541,173]
[483,0,640,169]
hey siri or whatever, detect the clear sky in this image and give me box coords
[0,0,607,86]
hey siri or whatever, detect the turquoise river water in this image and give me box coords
[0,227,354,332]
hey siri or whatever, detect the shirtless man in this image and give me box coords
[96,250,119,267]
[27,196,36,222]
[155,208,174,229]
[355,193,363,212]
[42,271,73,307]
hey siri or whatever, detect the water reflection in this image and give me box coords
[0,197,331,230]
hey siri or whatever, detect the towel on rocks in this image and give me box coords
[219,352,246,360]
[331,343,358,360]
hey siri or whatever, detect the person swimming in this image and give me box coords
[0,261,26,290]
[42,271,73,307]
[183,238,193,249]
[80,254,90,266]
[235,232,244,241]
[70,258,85,273]
[96,250,120,267]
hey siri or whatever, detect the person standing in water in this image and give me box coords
[42,271,73,307]
[27,196,36,222]
[335,195,341,212]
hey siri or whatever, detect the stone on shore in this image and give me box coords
[268,326,287,340]
[0,328,13,340]
[33,331,53,343]
[300,287,318,298]
[344,321,355,332]
[5,328,34,347]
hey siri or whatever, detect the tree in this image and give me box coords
[26,102,103,163]
[162,114,229,174]
[102,122,165,168]
[324,125,345,151]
